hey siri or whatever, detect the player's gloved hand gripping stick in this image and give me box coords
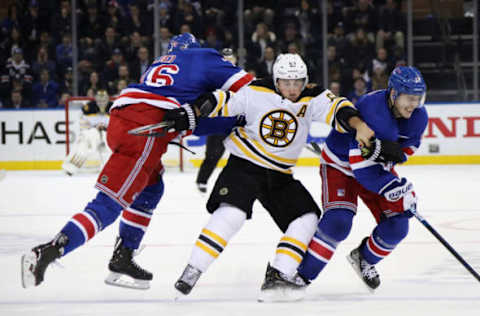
[128,93,218,136]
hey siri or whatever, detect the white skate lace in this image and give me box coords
[360,261,379,280]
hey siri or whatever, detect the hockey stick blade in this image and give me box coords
[127,121,173,137]
[412,211,480,283]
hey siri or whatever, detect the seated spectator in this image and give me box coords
[327,45,345,84]
[105,0,126,36]
[125,3,151,38]
[203,28,223,51]
[328,22,348,59]
[103,48,124,84]
[345,0,377,42]
[158,27,171,56]
[95,27,118,65]
[347,77,368,105]
[344,28,375,72]
[371,63,389,90]
[129,46,151,82]
[80,71,104,96]
[249,22,276,63]
[108,64,132,95]
[6,90,31,109]
[50,1,72,43]
[32,47,56,80]
[1,26,25,66]
[1,48,33,105]
[59,66,73,97]
[124,31,144,62]
[255,46,275,79]
[276,22,305,57]
[368,47,393,79]
[328,80,341,97]
[114,79,128,96]
[376,0,405,51]
[32,68,59,108]
[38,31,56,60]
[244,3,275,34]
[174,1,204,37]
[56,33,73,70]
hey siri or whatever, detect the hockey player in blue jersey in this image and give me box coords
[295,66,428,294]
[21,33,253,290]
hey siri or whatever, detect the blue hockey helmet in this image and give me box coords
[167,32,201,53]
[388,66,427,106]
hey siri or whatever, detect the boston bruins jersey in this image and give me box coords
[211,79,355,174]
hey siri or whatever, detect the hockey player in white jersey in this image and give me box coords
[174,53,375,301]
[62,90,112,176]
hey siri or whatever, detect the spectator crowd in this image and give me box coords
[0,0,407,109]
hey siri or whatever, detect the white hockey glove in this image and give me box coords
[381,177,417,216]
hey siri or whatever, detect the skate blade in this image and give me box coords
[346,254,375,294]
[104,272,150,290]
[21,252,37,288]
[257,287,305,303]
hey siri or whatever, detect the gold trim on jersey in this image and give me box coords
[229,131,293,174]
[209,90,227,117]
[298,96,314,103]
[237,128,297,165]
[249,85,276,94]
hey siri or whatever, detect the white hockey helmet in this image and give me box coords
[272,53,308,91]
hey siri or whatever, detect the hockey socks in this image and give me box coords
[298,209,354,281]
[60,192,123,255]
[360,214,409,264]
[272,212,317,277]
[188,203,246,272]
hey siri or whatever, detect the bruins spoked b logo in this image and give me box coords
[260,110,297,147]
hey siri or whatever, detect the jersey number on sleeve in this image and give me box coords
[143,64,179,87]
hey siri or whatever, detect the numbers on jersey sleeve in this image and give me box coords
[143,64,179,87]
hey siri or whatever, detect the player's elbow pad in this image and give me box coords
[192,92,218,118]
[335,106,361,133]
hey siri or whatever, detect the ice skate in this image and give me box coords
[21,233,68,288]
[104,237,152,290]
[347,238,380,292]
[257,263,309,302]
[174,264,202,296]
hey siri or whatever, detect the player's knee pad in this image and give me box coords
[85,191,123,230]
[376,214,409,245]
[130,177,165,212]
[317,209,354,242]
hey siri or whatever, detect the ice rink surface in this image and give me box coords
[1,164,479,316]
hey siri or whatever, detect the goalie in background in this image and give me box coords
[62,90,113,176]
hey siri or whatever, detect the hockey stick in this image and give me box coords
[127,121,173,137]
[410,209,480,282]
[305,142,322,156]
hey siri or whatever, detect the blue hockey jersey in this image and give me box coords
[321,89,428,195]
[111,48,253,110]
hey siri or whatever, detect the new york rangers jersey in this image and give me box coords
[321,89,428,194]
[111,48,253,110]
[212,79,356,174]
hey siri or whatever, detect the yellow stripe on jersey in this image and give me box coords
[201,228,227,247]
[298,96,314,103]
[195,240,219,258]
[334,100,355,133]
[249,85,276,94]
[325,97,346,125]
[276,248,302,263]
[238,128,297,165]
[209,90,227,117]
[229,133,292,174]
[280,236,307,251]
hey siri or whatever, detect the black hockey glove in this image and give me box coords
[162,104,198,132]
[192,92,218,118]
[360,137,405,164]
[235,114,246,127]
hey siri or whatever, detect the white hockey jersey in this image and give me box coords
[211,79,355,174]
